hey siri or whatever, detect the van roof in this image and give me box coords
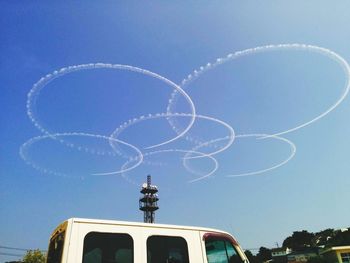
[69,217,230,235]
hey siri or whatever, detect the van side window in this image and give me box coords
[147,236,190,263]
[205,238,243,263]
[82,232,133,263]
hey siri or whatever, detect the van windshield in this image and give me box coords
[47,224,66,263]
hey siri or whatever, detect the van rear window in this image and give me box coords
[147,235,189,263]
[47,231,65,263]
[82,232,133,263]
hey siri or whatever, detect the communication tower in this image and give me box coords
[139,175,159,223]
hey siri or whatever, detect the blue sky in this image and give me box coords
[1,1,350,262]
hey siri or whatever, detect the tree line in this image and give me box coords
[244,227,350,263]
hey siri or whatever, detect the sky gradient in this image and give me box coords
[1,2,350,262]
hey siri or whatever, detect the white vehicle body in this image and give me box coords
[47,218,248,263]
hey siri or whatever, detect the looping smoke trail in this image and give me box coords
[22,43,347,180]
[109,113,235,159]
[181,137,230,177]
[120,149,219,185]
[182,136,231,160]
[225,134,296,177]
[167,44,350,138]
[20,133,144,177]
[26,63,196,150]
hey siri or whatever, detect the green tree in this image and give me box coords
[22,249,46,263]
[312,228,335,246]
[256,247,272,262]
[244,250,259,263]
[282,230,314,251]
[328,228,350,246]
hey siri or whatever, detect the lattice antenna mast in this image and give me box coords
[139,175,159,223]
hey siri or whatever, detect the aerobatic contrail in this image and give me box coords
[26,63,196,151]
[109,113,235,159]
[21,44,349,181]
[20,132,144,177]
[225,134,296,177]
[167,44,350,138]
[119,149,219,185]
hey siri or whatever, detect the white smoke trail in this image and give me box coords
[109,113,235,158]
[119,149,219,185]
[181,137,230,176]
[26,63,196,150]
[23,47,324,180]
[20,132,144,177]
[168,44,350,138]
[225,134,296,177]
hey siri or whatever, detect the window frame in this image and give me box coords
[203,232,245,263]
[82,231,134,263]
[146,235,190,263]
[47,221,68,263]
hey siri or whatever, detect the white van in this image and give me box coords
[46,218,249,263]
